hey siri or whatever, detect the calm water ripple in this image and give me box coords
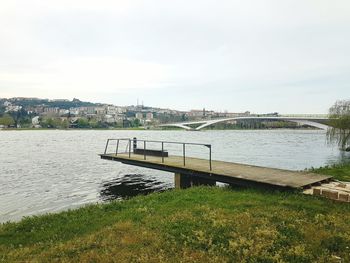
[0,129,349,223]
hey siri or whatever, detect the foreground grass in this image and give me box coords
[313,162,350,181]
[1,187,350,262]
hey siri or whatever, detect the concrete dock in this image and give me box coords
[100,153,332,190]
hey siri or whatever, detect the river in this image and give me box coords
[0,129,349,223]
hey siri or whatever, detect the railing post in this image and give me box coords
[183,143,186,166]
[128,139,131,158]
[104,139,110,154]
[116,139,119,156]
[161,142,164,163]
[144,141,146,160]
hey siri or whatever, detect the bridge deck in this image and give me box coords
[100,153,332,189]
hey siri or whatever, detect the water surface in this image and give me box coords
[0,130,348,223]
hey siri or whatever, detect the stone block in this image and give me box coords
[338,193,349,202]
[313,188,321,196]
[337,183,347,188]
[321,189,339,200]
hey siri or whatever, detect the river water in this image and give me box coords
[0,129,349,223]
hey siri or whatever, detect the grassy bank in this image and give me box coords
[312,162,350,181]
[1,186,350,262]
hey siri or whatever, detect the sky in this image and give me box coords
[0,0,349,114]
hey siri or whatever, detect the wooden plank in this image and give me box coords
[100,153,332,189]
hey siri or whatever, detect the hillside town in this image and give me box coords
[0,97,253,129]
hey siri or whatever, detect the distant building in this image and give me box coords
[116,107,127,114]
[104,115,116,123]
[146,112,153,120]
[77,107,88,115]
[69,108,80,115]
[59,109,70,116]
[106,106,117,115]
[95,107,106,116]
[86,107,96,114]
[188,110,204,117]
[135,112,143,119]
[5,105,22,112]
[225,111,251,117]
[188,109,211,118]
[115,114,125,121]
[29,106,45,114]
[44,107,59,114]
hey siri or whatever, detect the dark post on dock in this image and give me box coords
[133,137,137,151]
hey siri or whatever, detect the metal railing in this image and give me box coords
[104,138,212,170]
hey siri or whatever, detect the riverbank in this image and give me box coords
[312,163,350,181]
[1,172,350,262]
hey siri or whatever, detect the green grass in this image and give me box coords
[1,187,350,262]
[312,162,350,181]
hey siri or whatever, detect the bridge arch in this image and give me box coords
[159,117,329,131]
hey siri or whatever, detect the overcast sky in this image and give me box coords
[0,0,349,113]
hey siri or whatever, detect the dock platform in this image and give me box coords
[100,152,332,190]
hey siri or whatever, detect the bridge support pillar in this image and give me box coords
[174,173,216,189]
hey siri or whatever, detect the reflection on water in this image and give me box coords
[100,174,170,201]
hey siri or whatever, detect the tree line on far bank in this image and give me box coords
[0,114,15,127]
[204,120,300,130]
[38,117,141,129]
[0,116,142,129]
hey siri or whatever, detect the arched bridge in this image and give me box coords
[159,116,329,131]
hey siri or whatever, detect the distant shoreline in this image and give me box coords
[0,127,147,131]
[0,127,321,131]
